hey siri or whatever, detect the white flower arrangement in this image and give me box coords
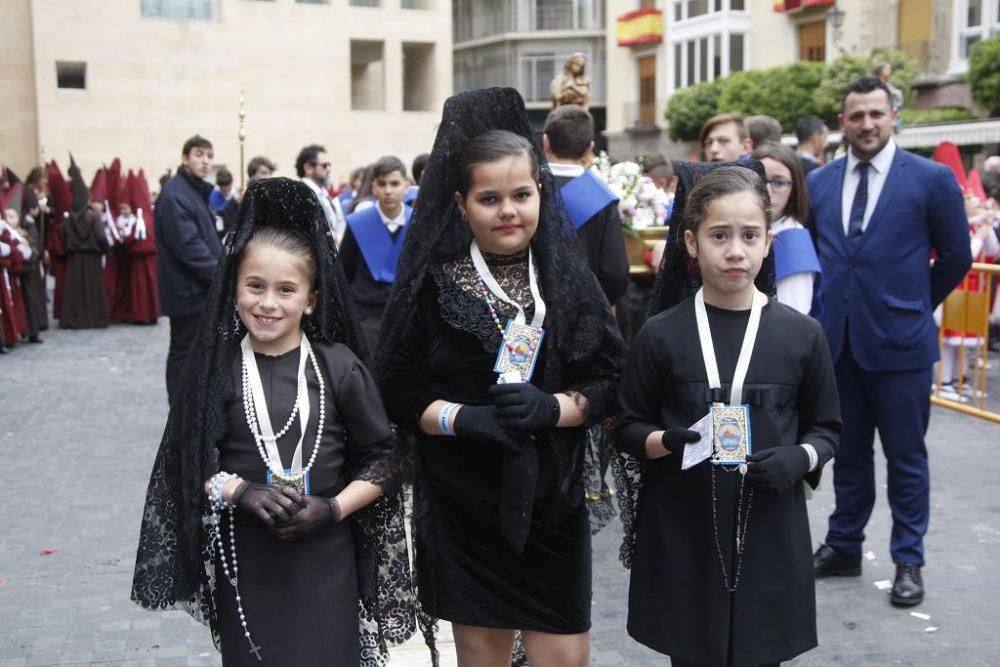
[590,152,669,238]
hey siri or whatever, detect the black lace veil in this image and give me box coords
[130,177,414,663]
[612,159,776,568]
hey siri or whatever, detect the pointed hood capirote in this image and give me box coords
[131,177,415,663]
[67,155,89,214]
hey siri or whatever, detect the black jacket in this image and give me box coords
[155,168,222,317]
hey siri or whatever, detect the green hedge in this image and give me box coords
[901,106,978,126]
[969,35,1000,114]
[664,51,921,141]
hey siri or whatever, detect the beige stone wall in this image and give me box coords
[0,0,40,177]
[27,0,451,185]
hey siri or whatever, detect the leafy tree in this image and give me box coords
[968,35,1000,114]
[716,62,824,132]
[813,50,918,124]
[664,79,722,141]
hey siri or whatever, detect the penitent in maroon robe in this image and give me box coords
[0,227,28,344]
[127,171,158,323]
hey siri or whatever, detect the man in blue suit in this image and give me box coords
[808,77,971,607]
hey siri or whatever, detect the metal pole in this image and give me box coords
[239,91,247,192]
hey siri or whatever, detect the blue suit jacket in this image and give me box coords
[807,147,971,372]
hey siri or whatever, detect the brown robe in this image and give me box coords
[60,210,109,329]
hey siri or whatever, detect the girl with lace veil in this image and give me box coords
[614,163,840,666]
[375,87,626,666]
[131,177,415,665]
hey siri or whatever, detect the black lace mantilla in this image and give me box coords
[432,249,536,353]
[130,178,416,664]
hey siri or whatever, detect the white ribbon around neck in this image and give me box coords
[240,334,311,478]
[694,287,766,407]
[469,240,546,329]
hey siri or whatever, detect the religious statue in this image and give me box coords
[550,52,592,109]
[873,61,904,133]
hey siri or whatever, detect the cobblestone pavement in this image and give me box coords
[1,318,997,666]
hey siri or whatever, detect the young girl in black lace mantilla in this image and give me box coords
[131,177,414,666]
[376,88,626,667]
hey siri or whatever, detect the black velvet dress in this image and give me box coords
[214,342,390,666]
[381,252,601,634]
[616,298,841,667]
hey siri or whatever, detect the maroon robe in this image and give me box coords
[0,228,27,343]
[127,171,158,322]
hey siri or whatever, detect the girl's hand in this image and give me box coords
[233,482,302,526]
[270,495,333,541]
[488,383,560,432]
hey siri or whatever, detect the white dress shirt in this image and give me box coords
[841,139,896,235]
[377,203,407,235]
[302,177,346,244]
[548,162,585,178]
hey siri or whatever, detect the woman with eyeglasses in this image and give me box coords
[753,142,822,316]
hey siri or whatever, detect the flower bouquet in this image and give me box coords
[590,152,670,238]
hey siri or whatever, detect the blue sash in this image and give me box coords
[346,205,411,284]
[773,227,821,280]
[403,186,419,206]
[560,171,619,230]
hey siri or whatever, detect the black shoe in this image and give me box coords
[813,543,862,578]
[28,336,42,344]
[890,564,924,607]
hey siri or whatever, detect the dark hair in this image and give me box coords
[841,76,893,110]
[745,115,782,147]
[795,115,827,144]
[26,166,44,188]
[239,226,317,290]
[349,166,367,187]
[247,156,277,180]
[752,142,809,222]
[699,112,748,147]
[371,156,407,181]
[641,154,674,180]
[456,130,539,197]
[348,165,376,214]
[683,165,770,236]
[215,169,233,187]
[182,135,213,156]
[543,104,594,160]
[411,153,430,185]
[295,144,326,178]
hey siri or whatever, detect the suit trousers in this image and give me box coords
[166,313,202,408]
[825,338,932,566]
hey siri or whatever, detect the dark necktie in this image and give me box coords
[847,161,870,240]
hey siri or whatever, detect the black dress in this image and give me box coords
[214,342,390,666]
[380,252,598,634]
[616,298,841,667]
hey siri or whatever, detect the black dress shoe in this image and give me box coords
[890,564,924,607]
[814,543,862,578]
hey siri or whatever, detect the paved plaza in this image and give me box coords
[1,318,998,666]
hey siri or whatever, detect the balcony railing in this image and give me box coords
[454,0,604,43]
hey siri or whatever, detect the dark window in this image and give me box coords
[56,62,86,90]
[729,32,744,71]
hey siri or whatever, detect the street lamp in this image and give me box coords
[827,4,845,53]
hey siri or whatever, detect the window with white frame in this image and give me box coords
[955,0,1000,59]
[670,30,744,90]
[670,0,747,23]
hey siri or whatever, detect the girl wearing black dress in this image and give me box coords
[376,88,626,666]
[131,178,415,666]
[615,164,841,667]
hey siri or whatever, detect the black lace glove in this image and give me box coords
[270,494,334,541]
[232,481,303,526]
[746,447,810,493]
[488,383,560,432]
[453,405,525,452]
[661,427,702,456]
